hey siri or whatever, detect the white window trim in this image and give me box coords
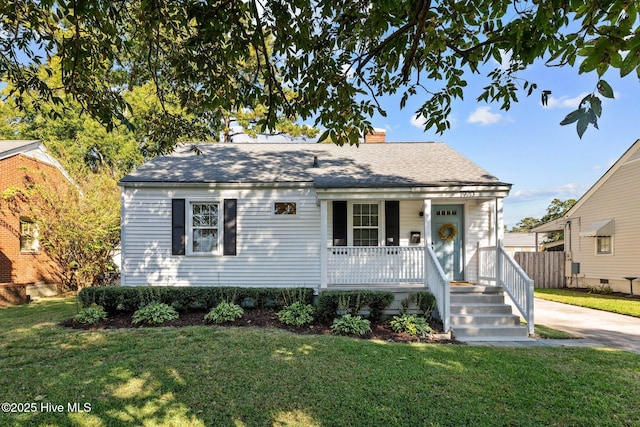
[347,201,384,246]
[20,218,39,253]
[186,199,222,256]
[595,235,614,256]
[271,200,300,218]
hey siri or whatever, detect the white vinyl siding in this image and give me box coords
[121,187,321,287]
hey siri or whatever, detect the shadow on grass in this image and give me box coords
[1,297,640,426]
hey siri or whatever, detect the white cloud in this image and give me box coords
[467,106,503,125]
[410,113,425,129]
[593,159,616,171]
[509,183,589,202]
[543,93,588,109]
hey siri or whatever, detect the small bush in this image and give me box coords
[74,306,108,325]
[587,284,613,295]
[389,314,433,337]
[331,314,371,336]
[411,292,437,321]
[132,302,179,325]
[204,302,244,324]
[278,302,315,326]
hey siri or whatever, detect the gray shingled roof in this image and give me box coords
[119,142,510,188]
[0,140,40,159]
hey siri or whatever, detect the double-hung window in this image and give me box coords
[189,202,220,254]
[352,203,379,246]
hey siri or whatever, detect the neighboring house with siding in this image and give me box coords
[533,139,640,293]
[0,140,72,300]
[120,140,537,339]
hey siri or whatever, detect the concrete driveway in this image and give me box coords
[534,298,640,355]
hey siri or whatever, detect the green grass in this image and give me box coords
[534,324,576,339]
[535,288,640,317]
[1,298,640,426]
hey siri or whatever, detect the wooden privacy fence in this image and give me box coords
[514,252,566,289]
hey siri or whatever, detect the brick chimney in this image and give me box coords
[364,129,386,143]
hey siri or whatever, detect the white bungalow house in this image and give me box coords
[118,141,534,339]
[533,139,640,294]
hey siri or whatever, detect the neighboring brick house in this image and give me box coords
[1,140,72,302]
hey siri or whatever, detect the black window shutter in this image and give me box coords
[223,199,237,256]
[332,201,347,246]
[172,199,186,255]
[385,201,400,246]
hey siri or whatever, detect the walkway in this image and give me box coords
[465,298,640,355]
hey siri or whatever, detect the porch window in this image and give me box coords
[20,218,38,252]
[353,203,379,246]
[189,202,220,254]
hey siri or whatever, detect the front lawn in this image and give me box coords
[1,297,640,426]
[535,288,640,317]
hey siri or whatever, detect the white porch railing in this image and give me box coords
[479,244,535,335]
[425,245,450,332]
[327,246,424,285]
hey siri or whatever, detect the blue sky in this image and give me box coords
[367,64,640,228]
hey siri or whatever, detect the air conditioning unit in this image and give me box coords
[565,251,572,261]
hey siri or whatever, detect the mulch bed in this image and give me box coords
[61,309,459,344]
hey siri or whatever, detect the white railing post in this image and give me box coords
[496,239,503,287]
[320,200,328,289]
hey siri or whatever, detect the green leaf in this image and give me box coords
[620,53,637,77]
[560,109,583,126]
[317,129,330,143]
[597,80,614,98]
[590,96,602,117]
[576,116,589,139]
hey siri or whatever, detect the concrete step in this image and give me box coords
[452,325,530,341]
[450,294,505,304]
[450,285,503,294]
[450,303,513,315]
[450,313,520,326]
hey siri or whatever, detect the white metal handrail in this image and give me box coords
[497,244,535,335]
[327,246,424,285]
[425,245,450,332]
[479,244,535,335]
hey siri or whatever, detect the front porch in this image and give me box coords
[321,244,535,339]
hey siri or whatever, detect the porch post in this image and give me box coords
[320,199,328,289]
[423,199,432,248]
[423,199,432,288]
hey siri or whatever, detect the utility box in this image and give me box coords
[571,262,580,274]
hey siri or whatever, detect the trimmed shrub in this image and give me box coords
[316,290,394,323]
[74,306,108,325]
[132,302,179,325]
[389,314,433,337]
[410,292,437,321]
[331,314,371,336]
[204,302,244,324]
[278,302,315,326]
[79,286,315,313]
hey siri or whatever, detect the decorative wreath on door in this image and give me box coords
[438,223,458,242]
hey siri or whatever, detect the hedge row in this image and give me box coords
[79,286,438,322]
[78,286,315,313]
